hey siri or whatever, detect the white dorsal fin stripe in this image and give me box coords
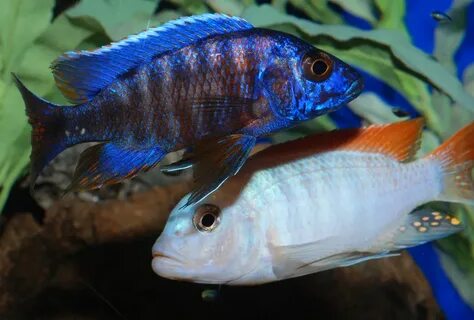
[64,14,251,58]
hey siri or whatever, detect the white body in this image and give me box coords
[152,150,445,285]
[231,151,442,283]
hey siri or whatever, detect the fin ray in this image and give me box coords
[268,239,395,279]
[428,121,474,205]
[183,134,256,207]
[12,73,70,191]
[386,208,463,249]
[161,157,194,174]
[67,143,165,192]
[250,118,424,170]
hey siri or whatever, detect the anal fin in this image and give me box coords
[183,134,256,207]
[66,143,165,192]
[388,208,464,249]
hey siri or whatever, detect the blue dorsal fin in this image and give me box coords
[51,14,253,104]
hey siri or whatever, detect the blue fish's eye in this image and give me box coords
[302,51,333,82]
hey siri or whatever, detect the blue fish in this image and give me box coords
[13,13,363,206]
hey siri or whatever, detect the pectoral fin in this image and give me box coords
[66,142,164,192]
[161,139,271,175]
[269,239,397,280]
[183,134,256,207]
[160,157,194,174]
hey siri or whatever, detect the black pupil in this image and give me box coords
[201,213,215,228]
[312,59,328,75]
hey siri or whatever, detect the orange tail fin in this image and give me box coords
[428,122,474,205]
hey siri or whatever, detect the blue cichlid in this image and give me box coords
[152,119,473,285]
[13,13,363,206]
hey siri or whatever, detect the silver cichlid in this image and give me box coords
[151,119,472,285]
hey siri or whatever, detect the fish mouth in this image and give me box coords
[151,251,194,282]
[152,248,187,266]
[152,250,179,262]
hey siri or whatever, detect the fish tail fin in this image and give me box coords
[390,208,463,249]
[12,73,72,191]
[427,122,474,205]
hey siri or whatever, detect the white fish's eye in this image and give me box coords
[193,204,221,232]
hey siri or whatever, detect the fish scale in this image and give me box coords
[250,153,440,249]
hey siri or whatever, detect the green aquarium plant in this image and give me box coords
[0,0,473,310]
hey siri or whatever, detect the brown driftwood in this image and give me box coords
[0,182,191,315]
[0,181,443,319]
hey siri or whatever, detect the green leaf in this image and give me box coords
[438,244,474,309]
[0,125,30,211]
[154,9,183,24]
[347,92,403,124]
[271,0,287,12]
[431,0,471,138]
[206,0,245,15]
[168,0,209,14]
[433,0,470,74]
[0,6,95,212]
[329,0,377,25]
[288,0,343,24]
[0,0,54,78]
[416,129,440,158]
[373,0,408,36]
[0,0,54,212]
[67,0,159,40]
[18,16,95,98]
[271,115,336,144]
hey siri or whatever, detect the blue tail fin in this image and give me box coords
[12,73,69,191]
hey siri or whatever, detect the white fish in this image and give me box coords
[151,119,472,285]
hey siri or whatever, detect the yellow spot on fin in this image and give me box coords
[451,217,461,225]
[388,209,463,249]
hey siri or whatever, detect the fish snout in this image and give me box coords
[152,239,183,266]
[151,244,185,279]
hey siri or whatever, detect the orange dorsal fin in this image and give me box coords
[330,118,424,161]
[246,118,425,171]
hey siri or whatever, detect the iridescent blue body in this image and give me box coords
[13,14,363,205]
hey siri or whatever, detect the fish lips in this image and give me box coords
[152,250,186,279]
[314,77,364,115]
